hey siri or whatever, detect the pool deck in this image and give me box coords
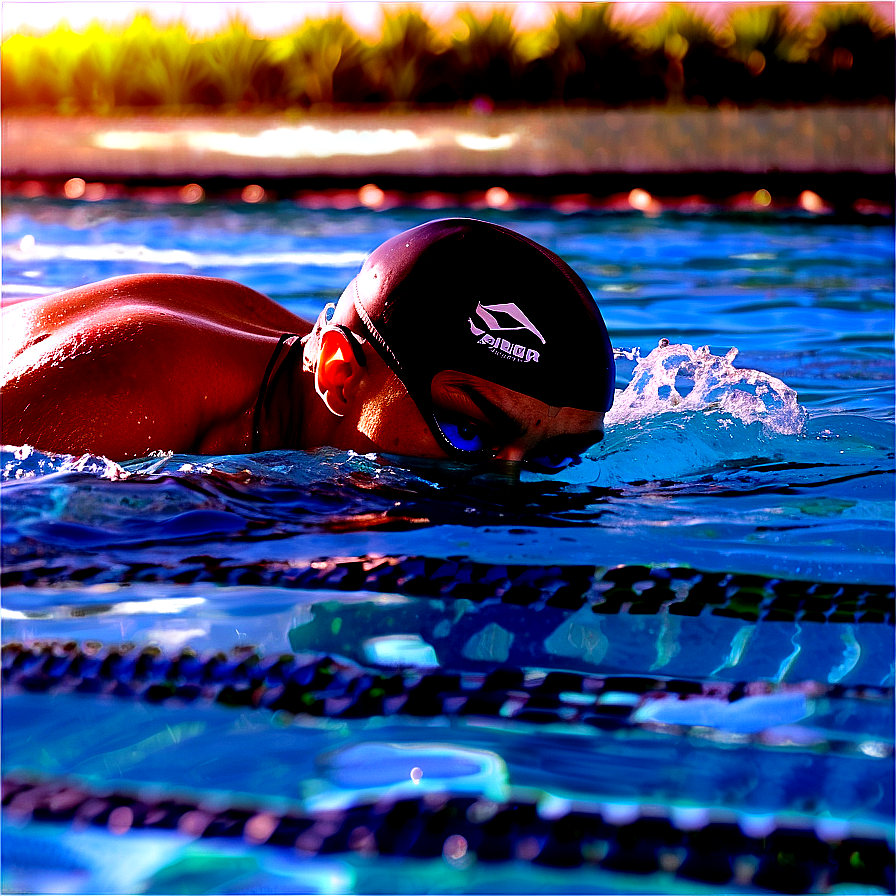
[3,105,892,191]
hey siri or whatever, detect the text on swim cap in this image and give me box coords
[469,301,544,363]
[477,333,540,362]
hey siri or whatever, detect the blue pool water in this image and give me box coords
[2,198,894,894]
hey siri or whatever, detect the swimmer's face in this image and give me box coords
[352,359,605,473]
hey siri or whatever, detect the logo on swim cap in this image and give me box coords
[468,302,544,363]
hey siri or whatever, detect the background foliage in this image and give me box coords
[2,3,893,113]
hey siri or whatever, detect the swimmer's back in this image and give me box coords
[2,274,312,458]
[3,273,305,339]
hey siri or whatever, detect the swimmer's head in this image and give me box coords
[304,218,615,469]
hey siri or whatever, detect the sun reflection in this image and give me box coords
[241,184,266,203]
[358,183,385,208]
[798,189,825,213]
[244,812,279,845]
[179,183,204,204]
[628,187,661,215]
[455,133,518,152]
[83,182,106,201]
[485,186,511,208]
[64,177,86,199]
[93,131,182,151]
[94,126,432,159]
[442,833,470,868]
[107,805,134,835]
[192,127,429,159]
[628,187,652,210]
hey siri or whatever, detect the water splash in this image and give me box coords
[2,445,128,483]
[607,341,807,436]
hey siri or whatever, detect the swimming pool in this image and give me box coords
[2,198,894,893]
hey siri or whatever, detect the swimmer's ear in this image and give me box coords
[315,327,365,417]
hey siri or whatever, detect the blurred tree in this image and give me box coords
[649,8,750,106]
[272,18,370,106]
[189,20,284,108]
[2,32,65,109]
[112,17,205,108]
[813,6,895,102]
[537,6,666,106]
[1,3,893,112]
[439,10,525,103]
[365,10,448,104]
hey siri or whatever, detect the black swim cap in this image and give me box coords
[333,218,615,416]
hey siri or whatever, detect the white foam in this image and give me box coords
[607,340,807,436]
[1,446,129,482]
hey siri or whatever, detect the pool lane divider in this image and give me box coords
[2,641,892,754]
[3,554,893,624]
[2,771,893,893]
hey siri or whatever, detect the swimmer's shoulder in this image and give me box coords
[7,273,311,338]
[1,274,310,458]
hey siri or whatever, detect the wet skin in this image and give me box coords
[339,368,605,471]
[2,274,605,470]
[2,274,311,459]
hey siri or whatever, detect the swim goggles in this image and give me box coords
[304,304,590,473]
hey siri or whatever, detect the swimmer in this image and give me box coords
[2,218,615,472]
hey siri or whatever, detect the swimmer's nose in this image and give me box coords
[494,446,527,464]
[478,446,526,482]
[474,458,523,484]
